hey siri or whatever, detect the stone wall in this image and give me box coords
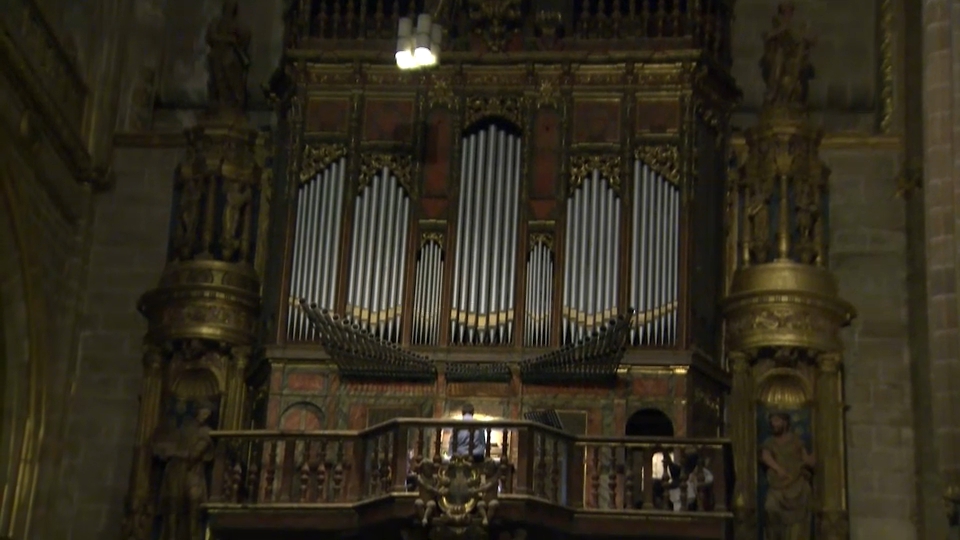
[39,147,180,540]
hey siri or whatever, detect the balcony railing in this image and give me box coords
[289,0,733,65]
[207,419,733,537]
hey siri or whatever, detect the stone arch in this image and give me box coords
[280,401,324,431]
[0,156,47,538]
[625,407,675,437]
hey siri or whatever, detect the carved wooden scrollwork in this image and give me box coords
[569,154,622,194]
[359,153,414,194]
[635,145,680,186]
[464,96,526,129]
[299,143,348,184]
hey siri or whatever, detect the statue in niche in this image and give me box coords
[154,399,216,540]
[744,166,775,263]
[174,176,204,260]
[792,177,819,263]
[221,181,252,260]
[760,412,815,540]
[760,2,815,106]
[206,0,251,114]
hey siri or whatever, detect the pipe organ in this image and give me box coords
[526,236,555,347]
[562,171,621,345]
[346,168,412,341]
[450,123,522,346]
[287,157,347,341]
[260,3,740,445]
[629,161,680,347]
[412,236,445,345]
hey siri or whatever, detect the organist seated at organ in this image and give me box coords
[450,403,487,463]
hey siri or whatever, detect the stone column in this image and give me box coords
[921,0,960,528]
[815,352,847,539]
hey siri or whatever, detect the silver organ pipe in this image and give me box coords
[629,160,680,346]
[562,171,621,344]
[524,239,555,347]
[450,124,522,345]
[411,238,444,345]
[346,168,411,342]
[287,158,347,340]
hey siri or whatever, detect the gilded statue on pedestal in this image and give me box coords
[174,176,203,260]
[206,0,251,114]
[760,2,815,106]
[154,401,216,540]
[760,412,815,540]
[221,181,252,260]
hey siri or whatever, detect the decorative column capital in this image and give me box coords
[729,351,752,373]
[817,352,842,373]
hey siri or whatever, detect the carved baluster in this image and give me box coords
[624,446,635,509]
[332,440,346,501]
[368,436,381,496]
[263,440,278,502]
[607,446,618,509]
[330,0,343,39]
[654,0,664,36]
[590,446,601,507]
[501,429,513,492]
[389,0,400,40]
[642,447,654,509]
[230,461,243,503]
[246,440,261,503]
[317,440,330,501]
[299,459,311,503]
[372,0,384,37]
[535,433,548,498]
[550,438,561,502]
[609,0,621,38]
[317,1,329,38]
[639,0,651,37]
[381,431,395,493]
[344,0,355,38]
[578,0,590,38]
[281,440,298,501]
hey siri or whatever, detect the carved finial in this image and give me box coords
[759,2,815,107]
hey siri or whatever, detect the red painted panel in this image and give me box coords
[285,371,327,392]
[363,98,415,142]
[631,377,670,397]
[532,109,561,199]
[635,99,681,133]
[423,109,452,197]
[529,200,556,220]
[572,100,621,143]
[305,98,350,133]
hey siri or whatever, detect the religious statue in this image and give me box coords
[792,177,819,263]
[206,0,251,114]
[221,181,252,260]
[745,172,775,263]
[154,401,216,540]
[760,2,815,106]
[760,412,815,540]
[475,459,503,526]
[174,176,203,260]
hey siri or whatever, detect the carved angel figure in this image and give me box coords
[475,459,503,526]
[154,402,216,540]
[206,0,251,113]
[760,2,815,106]
[174,175,204,260]
[415,460,445,526]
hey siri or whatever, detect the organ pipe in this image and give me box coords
[450,124,522,345]
[287,157,347,341]
[412,237,445,345]
[629,160,680,347]
[346,168,411,342]
[561,170,621,344]
[524,238,555,347]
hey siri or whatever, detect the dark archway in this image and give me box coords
[625,408,674,437]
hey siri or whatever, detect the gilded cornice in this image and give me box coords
[731,132,901,151]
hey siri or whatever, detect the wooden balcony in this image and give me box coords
[206,419,734,540]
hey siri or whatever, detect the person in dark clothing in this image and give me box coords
[450,403,486,463]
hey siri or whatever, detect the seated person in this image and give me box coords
[450,403,487,463]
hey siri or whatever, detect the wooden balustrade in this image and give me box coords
[295,0,732,63]
[208,419,732,516]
